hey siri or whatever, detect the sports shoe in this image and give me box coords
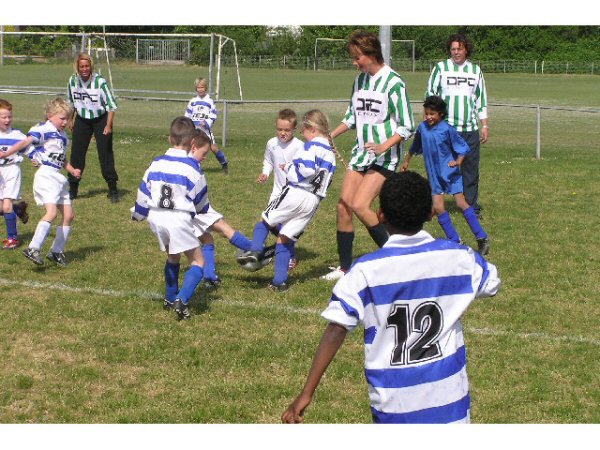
[268,282,289,292]
[203,278,222,289]
[238,250,260,265]
[221,163,229,175]
[477,237,490,256]
[108,190,120,203]
[163,298,174,311]
[288,257,298,272]
[47,251,68,267]
[320,266,347,281]
[173,299,190,321]
[14,201,29,224]
[3,237,20,249]
[23,247,44,265]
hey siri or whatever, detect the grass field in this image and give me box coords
[0,63,599,424]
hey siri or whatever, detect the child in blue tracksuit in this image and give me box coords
[400,95,490,255]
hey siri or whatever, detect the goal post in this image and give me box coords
[0,30,244,101]
[314,37,415,72]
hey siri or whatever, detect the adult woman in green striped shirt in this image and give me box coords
[322,31,414,281]
[67,53,119,203]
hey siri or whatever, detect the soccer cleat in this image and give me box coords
[268,282,289,292]
[477,238,490,256]
[23,247,44,265]
[320,266,347,281]
[221,163,229,175]
[3,238,20,249]
[173,299,191,321]
[288,257,298,272]
[108,190,120,203]
[163,298,174,311]
[14,201,29,224]
[47,251,68,267]
[203,278,222,289]
[238,250,260,265]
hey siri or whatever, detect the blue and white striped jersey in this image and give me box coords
[322,231,500,424]
[26,121,69,170]
[0,128,27,166]
[133,148,210,219]
[184,94,218,131]
[284,137,336,199]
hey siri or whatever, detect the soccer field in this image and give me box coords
[0,63,599,424]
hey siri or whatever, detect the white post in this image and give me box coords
[536,105,541,160]
[208,33,215,96]
[221,100,227,147]
[379,26,392,66]
[1,26,4,66]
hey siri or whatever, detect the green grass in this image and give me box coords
[0,63,599,423]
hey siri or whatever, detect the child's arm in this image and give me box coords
[365,133,404,156]
[0,136,34,159]
[257,142,273,183]
[65,161,81,179]
[400,151,413,172]
[281,322,348,424]
[448,155,465,167]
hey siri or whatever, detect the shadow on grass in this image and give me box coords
[68,245,104,263]
[75,187,132,200]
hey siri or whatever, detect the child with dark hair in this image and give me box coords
[282,170,500,424]
[401,95,490,255]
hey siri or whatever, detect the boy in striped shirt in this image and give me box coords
[282,170,500,424]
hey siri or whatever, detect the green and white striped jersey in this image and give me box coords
[67,73,117,119]
[341,65,414,171]
[426,59,488,132]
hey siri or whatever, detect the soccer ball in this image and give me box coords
[236,245,276,272]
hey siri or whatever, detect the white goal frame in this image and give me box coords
[0,29,244,101]
[313,37,416,72]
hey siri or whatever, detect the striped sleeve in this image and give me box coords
[98,77,117,111]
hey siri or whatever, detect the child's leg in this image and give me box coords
[29,204,58,250]
[250,220,270,253]
[434,195,461,243]
[272,235,294,287]
[164,258,180,303]
[49,204,74,253]
[200,232,218,281]
[211,143,228,167]
[270,223,295,260]
[210,219,252,251]
[456,193,487,240]
[176,247,204,304]
[3,199,18,240]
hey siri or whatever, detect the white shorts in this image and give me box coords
[0,164,22,200]
[261,185,320,241]
[33,166,71,206]
[192,205,223,237]
[148,208,200,255]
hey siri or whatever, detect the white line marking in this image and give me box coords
[2,278,599,347]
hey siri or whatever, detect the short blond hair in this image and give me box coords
[45,97,72,118]
[74,53,94,74]
[194,77,208,88]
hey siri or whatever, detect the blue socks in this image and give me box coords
[272,242,294,286]
[229,230,252,251]
[463,207,487,240]
[250,221,269,253]
[177,265,204,305]
[4,211,17,239]
[202,244,217,281]
[164,261,180,302]
[214,149,227,165]
[438,211,461,243]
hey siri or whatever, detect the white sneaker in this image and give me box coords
[288,257,298,272]
[320,266,346,281]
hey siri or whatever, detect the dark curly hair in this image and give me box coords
[446,33,473,58]
[379,171,432,234]
[423,95,447,118]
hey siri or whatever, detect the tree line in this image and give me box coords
[6,25,600,62]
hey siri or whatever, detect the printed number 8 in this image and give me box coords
[159,184,174,209]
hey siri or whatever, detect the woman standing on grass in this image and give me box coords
[322,30,415,281]
[67,53,120,203]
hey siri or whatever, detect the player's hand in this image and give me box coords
[257,174,268,183]
[448,160,458,167]
[480,127,489,144]
[279,163,287,171]
[281,393,312,424]
[399,161,409,172]
[103,124,113,135]
[365,142,387,156]
[71,168,82,179]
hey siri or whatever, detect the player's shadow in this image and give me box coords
[67,245,105,263]
[189,285,219,315]
[76,187,132,200]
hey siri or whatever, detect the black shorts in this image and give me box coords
[365,163,395,178]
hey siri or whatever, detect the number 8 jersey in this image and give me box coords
[322,230,500,424]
